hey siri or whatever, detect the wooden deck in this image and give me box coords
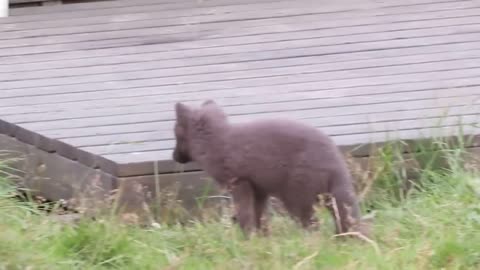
[1,0,480,206]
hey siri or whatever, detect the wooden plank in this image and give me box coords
[12,63,479,127]
[4,0,457,24]
[12,0,429,16]
[0,2,365,27]
[3,100,476,174]
[2,2,478,47]
[0,121,119,173]
[0,0,477,182]
[80,113,480,156]
[7,0,288,23]
[13,92,478,133]
[1,14,478,67]
[2,51,480,90]
[1,69,479,119]
[3,29,480,83]
[59,105,480,148]
[7,91,478,170]
[9,0,296,19]
[10,0,49,3]
[2,33,480,77]
[107,124,480,176]
[115,146,480,215]
[4,69,479,130]
[4,3,478,44]
[3,17,480,67]
[2,1,478,52]
[4,42,480,101]
[4,1,313,36]
[0,134,115,203]
[3,46,480,99]
[38,100,454,141]
[0,11,476,73]
[3,74,480,123]
[47,105,477,147]
[52,140,118,173]
[0,75,473,121]
[10,0,179,14]
[9,0,53,7]
[2,10,480,59]
[10,0,244,15]
[0,119,17,136]
[3,0,358,34]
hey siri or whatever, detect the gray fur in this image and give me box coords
[172,100,365,236]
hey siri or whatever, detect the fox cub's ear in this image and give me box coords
[175,102,191,122]
[202,99,217,107]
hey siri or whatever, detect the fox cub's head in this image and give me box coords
[172,100,226,164]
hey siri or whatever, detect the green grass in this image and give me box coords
[1,140,480,269]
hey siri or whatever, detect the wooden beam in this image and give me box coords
[0,134,116,214]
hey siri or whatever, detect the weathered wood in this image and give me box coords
[1,0,480,181]
[4,6,479,46]
[113,143,480,220]
[2,38,479,77]
[105,123,480,177]
[11,0,52,3]
[3,67,480,118]
[2,20,480,62]
[8,0,295,20]
[0,121,118,174]
[3,54,480,104]
[10,0,181,15]
[34,100,478,141]
[4,95,476,152]
[10,89,478,132]
[5,0,457,24]
[46,98,480,152]
[52,105,480,147]
[2,6,480,64]
[3,50,480,92]
[3,39,480,83]
[10,0,50,4]
[0,134,115,207]
[1,36,478,79]
[81,113,480,156]
[3,5,479,50]
[5,91,473,175]
[10,0,451,18]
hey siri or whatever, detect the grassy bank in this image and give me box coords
[1,141,480,269]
